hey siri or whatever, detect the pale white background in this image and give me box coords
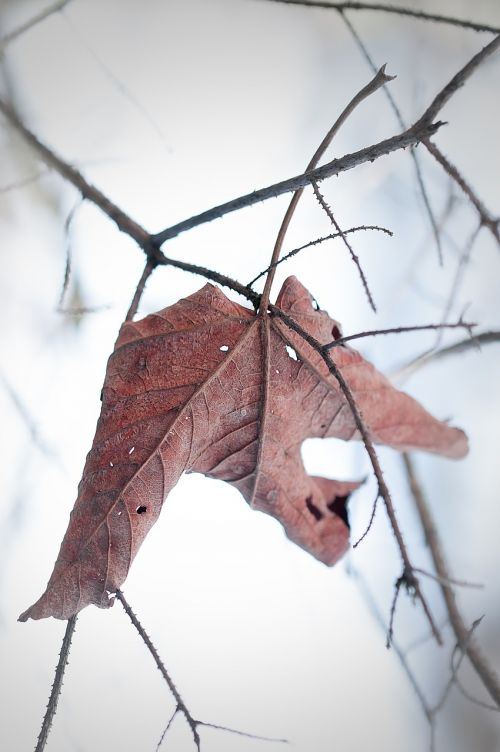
[1,1,500,750]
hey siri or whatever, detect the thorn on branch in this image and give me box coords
[34,615,77,752]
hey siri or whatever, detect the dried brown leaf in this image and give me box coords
[20,277,467,621]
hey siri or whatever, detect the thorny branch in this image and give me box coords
[311,180,376,310]
[248,224,392,287]
[265,1,500,35]
[271,305,443,643]
[116,591,287,751]
[34,616,77,752]
[423,140,500,244]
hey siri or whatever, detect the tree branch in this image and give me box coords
[152,121,440,246]
[258,64,392,313]
[34,615,77,752]
[402,454,500,708]
[271,305,443,644]
[338,10,443,262]
[0,0,73,51]
[424,140,499,244]
[264,1,500,35]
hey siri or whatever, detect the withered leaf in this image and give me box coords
[20,276,467,621]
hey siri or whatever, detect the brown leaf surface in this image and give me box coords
[20,277,468,621]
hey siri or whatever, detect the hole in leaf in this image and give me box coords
[128,446,135,454]
[220,345,229,352]
[327,494,350,528]
[305,495,323,521]
[136,505,147,514]
[285,345,298,361]
[331,324,342,340]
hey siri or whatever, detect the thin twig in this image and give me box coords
[413,567,483,591]
[115,590,201,750]
[311,181,376,311]
[117,590,286,750]
[424,140,500,245]
[338,10,443,263]
[436,225,481,351]
[352,491,380,547]
[156,708,179,752]
[34,615,77,752]
[0,370,53,457]
[57,198,83,309]
[386,573,405,648]
[271,305,442,644]
[403,454,500,708]
[248,225,392,287]
[259,64,393,313]
[126,259,158,321]
[433,617,484,714]
[0,97,153,250]
[0,0,73,50]
[61,12,171,151]
[325,318,475,350]
[349,565,434,725]
[390,329,499,382]
[198,722,288,744]
[264,1,500,35]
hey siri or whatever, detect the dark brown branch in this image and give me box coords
[386,573,405,648]
[415,34,500,128]
[271,305,442,644]
[115,590,201,750]
[0,97,153,251]
[424,140,500,244]
[352,491,379,548]
[126,260,157,321]
[116,590,284,750]
[0,97,260,306]
[152,121,441,246]
[311,181,376,311]
[338,10,443,262]
[325,318,475,350]
[154,33,500,246]
[264,1,500,35]
[34,615,77,752]
[403,454,500,708]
